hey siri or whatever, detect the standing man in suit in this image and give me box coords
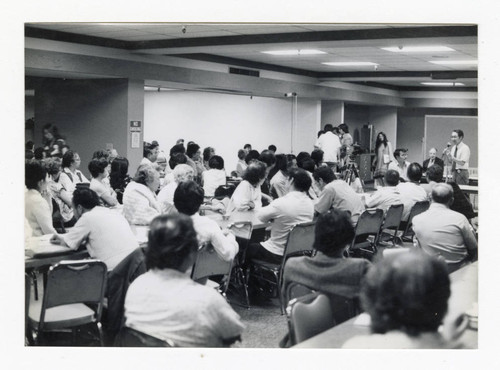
[422,148,444,173]
[445,129,471,185]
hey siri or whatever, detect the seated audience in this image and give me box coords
[202,146,215,171]
[25,160,57,236]
[246,168,314,264]
[202,155,227,197]
[245,150,261,165]
[174,181,238,261]
[235,149,247,177]
[59,150,90,194]
[88,158,118,207]
[157,164,194,210]
[50,188,138,271]
[164,152,188,186]
[413,183,477,271]
[311,148,324,168]
[283,209,371,301]
[422,147,444,173]
[258,150,276,202]
[388,148,410,182]
[364,169,402,212]
[299,157,319,199]
[44,157,75,227]
[343,252,459,349]
[122,164,162,225]
[313,166,365,226]
[141,141,159,166]
[186,142,204,182]
[396,163,427,221]
[270,154,297,198]
[421,164,476,220]
[226,160,267,213]
[109,156,131,204]
[124,214,244,347]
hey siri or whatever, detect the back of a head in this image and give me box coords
[34,147,45,160]
[407,162,423,182]
[173,164,194,182]
[208,155,224,170]
[243,160,267,186]
[173,180,204,216]
[268,144,277,152]
[62,150,76,168]
[259,150,276,168]
[313,165,336,184]
[301,158,316,174]
[385,169,400,186]
[361,251,450,336]
[143,142,157,159]
[338,123,349,133]
[245,150,260,164]
[88,157,108,178]
[288,168,312,193]
[111,157,129,177]
[324,124,334,132]
[72,187,100,210]
[203,147,214,162]
[169,152,188,170]
[313,210,355,256]
[296,152,311,168]
[146,214,199,271]
[170,144,186,157]
[25,160,47,190]
[92,149,109,161]
[431,183,454,205]
[43,157,62,177]
[133,164,157,186]
[237,149,246,160]
[311,149,324,166]
[426,164,443,183]
[186,143,200,158]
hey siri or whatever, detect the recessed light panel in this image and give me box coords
[429,60,478,65]
[421,82,465,86]
[322,62,378,66]
[381,46,455,52]
[261,49,326,56]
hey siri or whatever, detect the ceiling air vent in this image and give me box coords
[229,67,260,78]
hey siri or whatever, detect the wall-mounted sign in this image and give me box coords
[130,121,142,148]
[130,121,142,132]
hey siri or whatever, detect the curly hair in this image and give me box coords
[146,214,199,271]
[88,157,109,178]
[133,164,158,187]
[313,210,355,256]
[360,252,450,336]
[42,157,62,176]
[242,160,267,186]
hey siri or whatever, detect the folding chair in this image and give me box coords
[284,282,316,308]
[348,209,384,258]
[287,293,334,345]
[191,243,234,296]
[378,204,404,246]
[227,221,253,308]
[27,260,107,346]
[400,201,430,243]
[249,221,316,314]
[115,326,174,347]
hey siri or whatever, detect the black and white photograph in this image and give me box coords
[5,0,500,368]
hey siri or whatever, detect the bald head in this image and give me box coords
[431,183,454,205]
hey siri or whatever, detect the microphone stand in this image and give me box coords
[442,146,450,183]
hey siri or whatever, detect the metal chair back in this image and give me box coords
[191,243,233,293]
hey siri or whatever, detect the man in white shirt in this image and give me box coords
[445,129,471,185]
[388,148,410,182]
[246,168,314,264]
[174,180,238,261]
[364,170,402,212]
[315,124,341,170]
[396,162,428,221]
[140,141,159,166]
[50,187,138,271]
[413,183,477,270]
[313,166,365,226]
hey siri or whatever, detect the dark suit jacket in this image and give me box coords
[423,157,444,172]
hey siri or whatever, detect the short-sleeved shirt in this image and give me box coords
[226,180,262,213]
[314,180,365,225]
[25,189,56,236]
[191,213,239,261]
[365,186,402,212]
[61,206,138,270]
[396,182,428,221]
[257,191,314,255]
[450,142,471,170]
[270,170,288,198]
[388,160,410,181]
[59,168,89,194]
[315,132,341,163]
[125,268,244,347]
[202,169,227,197]
[413,203,477,264]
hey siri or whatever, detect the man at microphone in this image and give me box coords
[444,129,471,185]
[422,147,444,173]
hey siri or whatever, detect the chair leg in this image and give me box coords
[30,271,38,301]
[97,322,105,347]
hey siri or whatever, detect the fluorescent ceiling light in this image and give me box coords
[428,60,478,65]
[421,82,465,86]
[322,62,378,66]
[261,49,326,55]
[381,46,455,52]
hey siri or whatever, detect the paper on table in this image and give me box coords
[353,313,372,326]
[25,235,72,257]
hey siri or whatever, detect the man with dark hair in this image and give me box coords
[50,187,138,270]
[258,150,276,204]
[364,169,402,212]
[315,124,341,170]
[243,143,252,155]
[413,183,477,271]
[141,141,159,166]
[174,181,238,261]
[270,154,297,198]
[388,148,410,181]
[396,163,427,221]
[444,129,471,185]
[313,166,365,226]
[268,144,277,153]
[246,168,314,265]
